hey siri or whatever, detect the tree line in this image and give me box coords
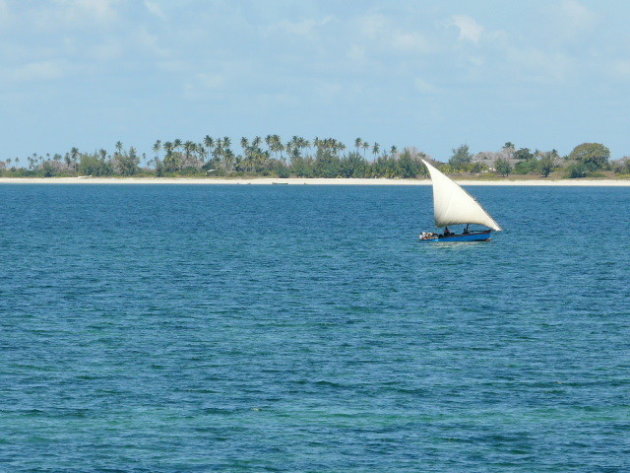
[445,142,629,178]
[1,136,629,178]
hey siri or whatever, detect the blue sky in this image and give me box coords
[2,0,630,162]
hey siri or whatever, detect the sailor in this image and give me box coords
[444,226,451,236]
[463,224,470,234]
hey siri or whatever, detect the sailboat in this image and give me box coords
[419,159,502,242]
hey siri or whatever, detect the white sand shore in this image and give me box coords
[0,177,629,186]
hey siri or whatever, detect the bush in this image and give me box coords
[448,145,472,170]
[397,150,424,177]
[275,163,290,178]
[568,143,610,171]
[339,152,368,178]
[514,159,537,175]
[79,154,113,176]
[566,163,588,178]
[612,157,630,174]
[495,158,512,177]
[538,155,555,177]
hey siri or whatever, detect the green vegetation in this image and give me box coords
[568,143,610,171]
[0,137,628,179]
[0,136,429,179]
[445,142,625,179]
[495,158,513,177]
[448,145,472,169]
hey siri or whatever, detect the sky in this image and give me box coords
[2,0,630,162]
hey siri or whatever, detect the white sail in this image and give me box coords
[422,159,502,231]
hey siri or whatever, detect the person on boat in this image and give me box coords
[463,224,470,234]
[443,226,452,237]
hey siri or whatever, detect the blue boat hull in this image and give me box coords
[419,230,492,242]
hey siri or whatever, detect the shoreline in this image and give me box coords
[0,177,629,186]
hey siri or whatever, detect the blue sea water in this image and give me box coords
[0,184,628,473]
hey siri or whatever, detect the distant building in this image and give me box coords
[471,149,517,171]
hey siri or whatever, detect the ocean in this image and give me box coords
[1,184,628,472]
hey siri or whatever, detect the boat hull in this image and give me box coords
[419,230,492,242]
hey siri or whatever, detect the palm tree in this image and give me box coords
[161,141,175,172]
[153,140,162,158]
[270,134,284,161]
[212,138,224,163]
[372,142,380,160]
[285,138,294,159]
[332,139,345,155]
[70,147,80,171]
[200,137,212,165]
[355,138,362,155]
[502,142,515,160]
[163,141,173,156]
[223,137,232,161]
[183,141,196,168]
[240,137,249,163]
[287,136,300,160]
[301,138,311,158]
[361,141,370,158]
[197,143,208,163]
[223,148,235,174]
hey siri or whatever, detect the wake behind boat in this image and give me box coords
[419,159,502,242]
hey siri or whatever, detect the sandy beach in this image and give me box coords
[0,177,629,186]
